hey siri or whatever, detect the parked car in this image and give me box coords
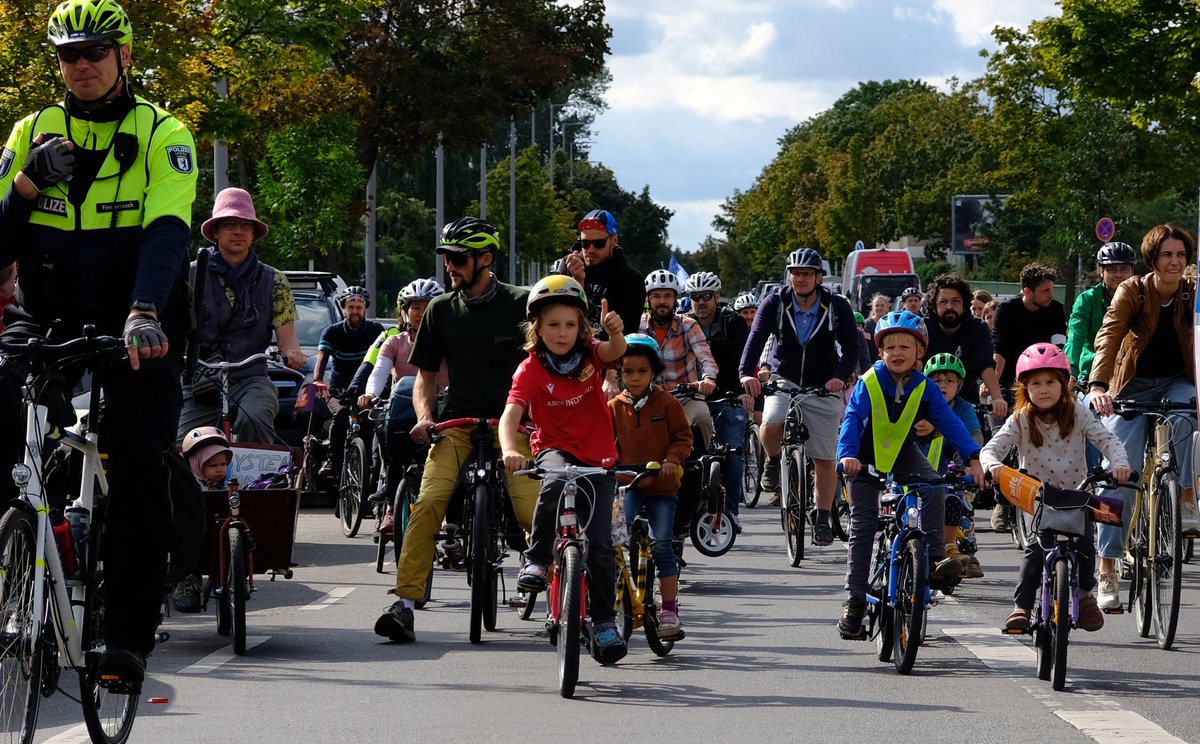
[269,271,344,444]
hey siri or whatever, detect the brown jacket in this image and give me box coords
[609,386,693,497]
[1090,273,1196,397]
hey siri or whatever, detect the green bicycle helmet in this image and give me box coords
[924,352,966,380]
[48,0,132,50]
[853,311,865,324]
[439,216,500,253]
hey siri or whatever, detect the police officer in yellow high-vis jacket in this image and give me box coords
[0,0,197,687]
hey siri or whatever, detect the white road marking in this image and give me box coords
[299,586,355,611]
[42,725,90,743]
[179,636,271,673]
[942,623,1185,744]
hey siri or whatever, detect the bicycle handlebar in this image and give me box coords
[0,330,126,361]
[670,383,742,406]
[1111,399,1197,418]
[1079,467,1140,490]
[761,380,838,398]
[516,461,661,491]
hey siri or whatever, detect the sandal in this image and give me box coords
[517,562,548,591]
[1003,607,1031,632]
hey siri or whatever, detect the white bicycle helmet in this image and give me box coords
[645,269,682,294]
[400,278,444,306]
[733,292,758,311]
[684,271,722,295]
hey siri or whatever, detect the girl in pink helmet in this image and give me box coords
[980,342,1131,633]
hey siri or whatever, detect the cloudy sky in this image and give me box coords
[585,0,1061,254]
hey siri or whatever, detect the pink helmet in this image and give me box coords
[1015,342,1070,380]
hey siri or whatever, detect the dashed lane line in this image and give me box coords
[179,636,271,673]
[299,586,356,611]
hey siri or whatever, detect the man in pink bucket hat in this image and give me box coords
[178,187,306,444]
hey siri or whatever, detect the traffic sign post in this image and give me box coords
[1095,217,1115,242]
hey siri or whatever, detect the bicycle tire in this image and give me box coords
[616,554,634,642]
[1130,490,1153,638]
[228,527,248,655]
[784,450,806,566]
[469,484,490,644]
[557,546,582,697]
[392,470,419,569]
[641,553,674,656]
[517,589,539,620]
[1051,557,1070,691]
[872,533,893,663]
[79,518,138,744]
[1035,613,1051,681]
[417,566,432,610]
[1152,471,1183,650]
[892,536,926,675]
[689,510,737,557]
[483,566,498,633]
[704,460,723,514]
[831,473,851,542]
[0,509,43,744]
[743,426,762,508]
[338,437,367,538]
[1010,505,1028,551]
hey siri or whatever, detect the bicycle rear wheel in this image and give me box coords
[743,425,762,508]
[468,485,490,644]
[892,536,926,675]
[227,527,248,655]
[557,546,582,697]
[784,450,806,566]
[0,509,43,744]
[1151,472,1183,650]
[1050,558,1070,691]
[1129,492,1153,638]
[392,469,420,568]
[338,437,368,538]
[831,473,851,542]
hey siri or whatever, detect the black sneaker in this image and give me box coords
[98,646,145,690]
[812,521,834,547]
[172,575,203,614]
[838,599,866,639]
[374,601,416,643]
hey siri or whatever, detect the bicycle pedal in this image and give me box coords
[98,674,141,696]
[838,629,867,641]
[1102,607,1125,615]
[1000,628,1028,636]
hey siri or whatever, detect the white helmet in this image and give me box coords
[684,271,722,295]
[733,292,758,311]
[645,269,682,294]
[400,278,444,306]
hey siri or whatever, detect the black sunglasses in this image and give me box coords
[578,238,609,249]
[441,251,471,267]
[690,292,716,302]
[57,44,113,64]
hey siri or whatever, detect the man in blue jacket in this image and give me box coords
[739,248,860,545]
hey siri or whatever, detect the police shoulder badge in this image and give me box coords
[166,145,194,174]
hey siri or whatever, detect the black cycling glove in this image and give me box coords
[21,138,75,191]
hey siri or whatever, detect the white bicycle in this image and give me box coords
[0,328,143,743]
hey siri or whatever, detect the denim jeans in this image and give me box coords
[623,488,680,577]
[1096,375,1197,559]
[712,402,747,514]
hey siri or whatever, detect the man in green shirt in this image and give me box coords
[1065,242,1136,383]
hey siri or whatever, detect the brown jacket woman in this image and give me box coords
[609,386,693,497]
[1089,272,1196,398]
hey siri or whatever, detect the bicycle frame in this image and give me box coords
[1038,539,1080,630]
[548,475,590,631]
[869,484,932,613]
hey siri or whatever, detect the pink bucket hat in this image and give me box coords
[200,187,270,243]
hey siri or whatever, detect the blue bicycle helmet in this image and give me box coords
[621,333,664,375]
[873,310,927,347]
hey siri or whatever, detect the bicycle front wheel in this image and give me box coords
[338,437,368,538]
[743,425,762,508]
[784,450,806,566]
[892,536,926,675]
[557,546,582,697]
[641,552,674,657]
[0,509,44,744]
[1051,557,1070,691]
[80,577,138,742]
[469,485,490,644]
[1151,471,1183,650]
[227,527,248,655]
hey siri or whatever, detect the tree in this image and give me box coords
[473,146,576,270]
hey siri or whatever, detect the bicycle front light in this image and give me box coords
[10,463,30,486]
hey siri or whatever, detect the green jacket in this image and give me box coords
[1065,282,1111,382]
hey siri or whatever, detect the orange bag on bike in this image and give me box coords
[995,465,1040,516]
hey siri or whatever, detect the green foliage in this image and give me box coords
[376,191,437,282]
[915,260,955,285]
[473,146,576,266]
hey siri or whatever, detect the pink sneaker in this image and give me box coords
[657,609,683,640]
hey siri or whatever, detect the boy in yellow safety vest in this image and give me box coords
[835,311,984,639]
[916,353,986,580]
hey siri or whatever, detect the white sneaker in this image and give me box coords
[1097,571,1121,611]
[1180,497,1200,538]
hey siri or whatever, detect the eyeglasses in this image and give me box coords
[442,251,471,267]
[936,298,963,308]
[219,219,256,232]
[690,292,716,302]
[578,238,609,249]
[788,269,817,279]
[57,44,113,65]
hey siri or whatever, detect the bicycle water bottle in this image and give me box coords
[51,512,78,578]
[65,499,89,577]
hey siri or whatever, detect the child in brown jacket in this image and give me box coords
[609,334,693,640]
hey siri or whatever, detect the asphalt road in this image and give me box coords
[29,503,1200,743]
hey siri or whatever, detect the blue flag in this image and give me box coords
[668,254,689,287]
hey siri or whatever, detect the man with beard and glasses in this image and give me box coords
[922,273,1006,420]
[739,248,859,542]
[639,269,719,449]
[373,216,540,643]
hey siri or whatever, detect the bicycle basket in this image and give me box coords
[1033,485,1091,537]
